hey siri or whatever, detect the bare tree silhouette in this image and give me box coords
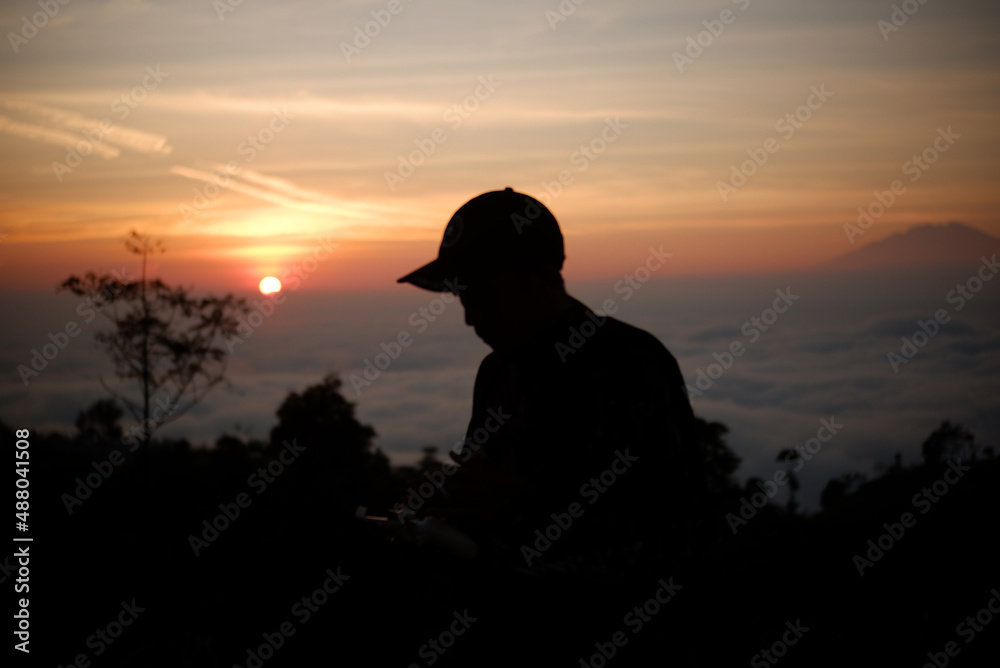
[59,230,250,477]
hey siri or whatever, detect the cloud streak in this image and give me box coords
[1,101,172,157]
[0,115,120,158]
[169,165,383,219]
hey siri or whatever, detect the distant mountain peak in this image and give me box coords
[824,222,1000,270]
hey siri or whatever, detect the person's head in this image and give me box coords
[398,188,571,352]
[458,263,569,351]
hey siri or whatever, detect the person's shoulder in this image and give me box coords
[580,305,687,384]
[472,351,503,385]
[592,310,674,360]
[600,314,666,348]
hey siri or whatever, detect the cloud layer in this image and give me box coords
[3,262,997,511]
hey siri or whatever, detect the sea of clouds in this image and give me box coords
[3,261,998,511]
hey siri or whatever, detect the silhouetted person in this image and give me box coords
[396,188,704,665]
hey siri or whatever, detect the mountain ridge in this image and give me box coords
[822,222,1000,271]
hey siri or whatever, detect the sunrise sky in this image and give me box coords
[2,0,1000,511]
[1,0,998,293]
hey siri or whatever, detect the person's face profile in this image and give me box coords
[459,270,528,352]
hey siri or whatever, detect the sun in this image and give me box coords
[259,276,282,295]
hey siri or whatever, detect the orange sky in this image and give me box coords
[0,219,974,298]
[1,0,999,293]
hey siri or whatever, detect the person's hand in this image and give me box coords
[357,507,479,558]
[420,450,527,521]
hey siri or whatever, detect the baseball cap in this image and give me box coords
[397,187,564,293]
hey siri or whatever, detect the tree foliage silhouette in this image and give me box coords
[921,420,976,464]
[819,471,866,511]
[776,448,801,514]
[694,416,741,496]
[59,230,250,468]
[268,374,391,513]
[74,398,124,444]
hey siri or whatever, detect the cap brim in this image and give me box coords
[397,258,457,292]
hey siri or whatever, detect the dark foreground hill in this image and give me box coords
[12,415,998,667]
